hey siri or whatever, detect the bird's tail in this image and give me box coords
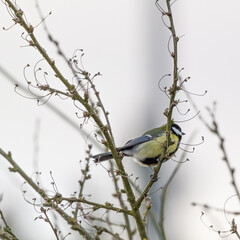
[92,152,113,163]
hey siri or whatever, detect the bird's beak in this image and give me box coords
[182,132,186,135]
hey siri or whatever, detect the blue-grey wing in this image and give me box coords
[117,135,153,151]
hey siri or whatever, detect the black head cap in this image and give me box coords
[171,124,184,139]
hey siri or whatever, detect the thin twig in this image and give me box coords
[136,0,181,208]
[0,148,94,240]
[94,225,124,240]
[201,105,240,203]
[3,2,145,237]
[0,209,19,240]
[158,132,196,239]
[74,145,92,219]
[108,161,134,240]
[41,207,60,240]
[192,202,240,215]
[62,197,132,216]
[0,65,102,149]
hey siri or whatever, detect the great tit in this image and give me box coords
[93,123,184,166]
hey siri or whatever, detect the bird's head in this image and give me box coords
[171,124,185,139]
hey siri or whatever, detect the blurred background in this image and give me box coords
[1,0,240,239]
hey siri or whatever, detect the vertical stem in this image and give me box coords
[165,0,179,131]
[109,161,133,240]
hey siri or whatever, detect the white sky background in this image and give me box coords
[1,0,240,240]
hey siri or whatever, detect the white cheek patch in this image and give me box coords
[172,126,182,136]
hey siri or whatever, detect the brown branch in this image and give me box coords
[3,1,147,237]
[0,209,19,240]
[40,207,60,240]
[192,202,240,215]
[62,197,132,216]
[108,161,134,240]
[204,106,240,203]
[136,0,181,208]
[93,225,125,240]
[0,148,94,240]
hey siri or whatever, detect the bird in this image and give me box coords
[92,123,184,166]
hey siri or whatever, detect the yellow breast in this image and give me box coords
[134,133,179,161]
